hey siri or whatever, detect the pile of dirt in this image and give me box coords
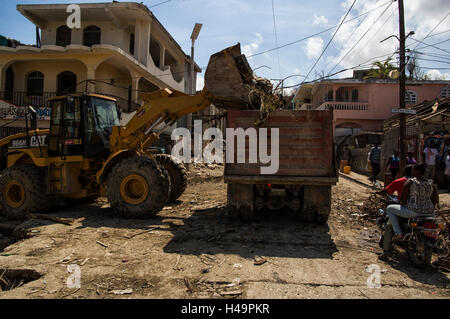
[186,162,224,184]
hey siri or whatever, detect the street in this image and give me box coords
[0,166,449,299]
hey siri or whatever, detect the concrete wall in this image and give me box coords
[10,60,87,92]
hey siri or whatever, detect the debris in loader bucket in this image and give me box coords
[205,43,286,125]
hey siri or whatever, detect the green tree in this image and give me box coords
[364,58,396,79]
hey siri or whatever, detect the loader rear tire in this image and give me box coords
[106,156,170,219]
[154,154,187,203]
[0,164,49,220]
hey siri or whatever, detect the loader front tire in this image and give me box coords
[106,156,170,219]
[0,164,49,220]
[154,154,187,203]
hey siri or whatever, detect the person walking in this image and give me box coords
[385,150,400,180]
[369,143,382,184]
[445,151,450,193]
[422,141,439,182]
[406,152,417,165]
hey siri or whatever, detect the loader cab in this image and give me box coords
[47,94,120,158]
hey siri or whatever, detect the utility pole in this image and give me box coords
[398,0,407,172]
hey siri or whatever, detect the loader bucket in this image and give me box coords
[205,43,254,108]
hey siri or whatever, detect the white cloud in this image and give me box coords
[242,33,263,58]
[305,37,324,59]
[426,69,449,80]
[313,14,328,26]
[327,0,450,77]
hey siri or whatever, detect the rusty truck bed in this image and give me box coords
[224,109,338,185]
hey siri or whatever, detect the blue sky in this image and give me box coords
[1,0,449,91]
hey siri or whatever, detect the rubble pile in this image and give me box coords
[360,193,389,221]
[246,77,286,126]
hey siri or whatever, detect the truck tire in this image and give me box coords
[154,154,187,203]
[106,156,170,219]
[227,205,254,222]
[0,164,49,220]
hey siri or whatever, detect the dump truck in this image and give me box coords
[0,43,336,222]
[224,109,338,223]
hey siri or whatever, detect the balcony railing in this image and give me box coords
[0,91,141,113]
[317,101,368,111]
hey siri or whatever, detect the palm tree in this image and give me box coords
[364,58,396,79]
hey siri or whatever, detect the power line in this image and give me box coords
[247,0,392,58]
[271,0,282,78]
[301,0,357,84]
[148,0,173,9]
[415,57,450,64]
[327,0,394,76]
[410,37,450,55]
[411,11,450,51]
[285,50,399,89]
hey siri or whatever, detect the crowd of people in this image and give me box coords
[338,141,446,262]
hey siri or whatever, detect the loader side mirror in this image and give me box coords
[28,106,38,130]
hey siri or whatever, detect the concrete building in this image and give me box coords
[293,70,450,137]
[0,2,201,137]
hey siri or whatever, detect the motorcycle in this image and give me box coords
[377,194,446,268]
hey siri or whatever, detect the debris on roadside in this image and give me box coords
[254,256,267,266]
[110,288,133,295]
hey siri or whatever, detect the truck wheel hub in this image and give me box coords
[4,180,25,208]
[120,174,149,205]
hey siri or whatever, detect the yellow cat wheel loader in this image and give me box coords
[0,44,254,220]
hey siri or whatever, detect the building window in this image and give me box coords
[4,66,14,101]
[57,71,77,94]
[440,86,450,98]
[129,33,135,55]
[326,90,333,101]
[56,25,71,46]
[352,89,358,102]
[27,71,44,96]
[83,26,101,47]
[405,90,417,104]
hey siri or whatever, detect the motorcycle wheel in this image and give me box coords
[407,232,432,269]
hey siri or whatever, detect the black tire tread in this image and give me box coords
[154,154,187,203]
[0,164,49,220]
[106,156,170,219]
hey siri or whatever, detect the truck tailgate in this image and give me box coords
[225,110,336,179]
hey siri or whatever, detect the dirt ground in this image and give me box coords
[0,164,449,299]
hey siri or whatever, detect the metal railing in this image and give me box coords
[318,101,369,111]
[0,91,141,113]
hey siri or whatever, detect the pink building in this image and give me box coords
[294,72,450,137]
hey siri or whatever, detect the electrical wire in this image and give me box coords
[247,0,392,58]
[300,0,357,84]
[271,0,282,78]
[327,0,395,76]
[411,12,450,51]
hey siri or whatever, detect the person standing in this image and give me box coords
[445,151,450,193]
[339,144,352,173]
[422,141,439,182]
[406,152,417,165]
[385,150,400,180]
[369,143,382,184]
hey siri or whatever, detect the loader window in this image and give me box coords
[91,97,120,133]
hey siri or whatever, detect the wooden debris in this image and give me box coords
[254,257,267,266]
[220,290,242,296]
[96,241,108,248]
[29,214,74,226]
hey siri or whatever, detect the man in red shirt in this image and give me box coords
[383,165,413,198]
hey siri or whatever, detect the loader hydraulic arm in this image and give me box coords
[109,88,214,154]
